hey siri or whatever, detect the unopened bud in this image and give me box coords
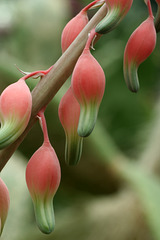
[61,0,102,52]
[58,87,83,165]
[95,0,133,34]
[71,29,105,137]
[123,15,156,92]
[0,79,32,149]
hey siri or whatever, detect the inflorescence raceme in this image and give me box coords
[0,0,159,235]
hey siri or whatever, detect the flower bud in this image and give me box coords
[61,0,102,52]
[58,87,83,165]
[71,30,105,137]
[0,177,10,236]
[26,138,61,233]
[0,79,32,149]
[95,0,133,34]
[123,15,156,92]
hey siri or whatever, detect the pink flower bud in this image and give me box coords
[0,79,32,149]
[0,178,10,236]
[123,15,156,92]
[58,87,83,165]
[61,0,101,52]
[71,30,105,137]
[95,0,133,34]
[26,116,61,234]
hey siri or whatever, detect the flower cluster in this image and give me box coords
[0,0,158,236]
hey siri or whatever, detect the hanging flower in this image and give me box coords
[26,110,61,234]
[71,29,105,137]
[61,0,104,52]
[95,0,133,34]
[58,87,83,165]
[123,0,156,92]
[0,79,32,149]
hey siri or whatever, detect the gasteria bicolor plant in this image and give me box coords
[26,109,61,234]
[61,0,104,52]
[71,29,105,137]
[0,177,10,236]
[123,0,156,92]
[0,0,159,236]
[58,87,83,165]
[95,0,133,34]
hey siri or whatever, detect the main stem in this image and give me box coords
[0,4,107,171]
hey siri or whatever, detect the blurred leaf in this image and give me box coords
[119,161,160,240]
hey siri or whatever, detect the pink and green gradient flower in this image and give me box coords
[26,110,61,234]
[123,0,156,92]
[58,87,83,165]
[0,177,10,236]
[61,0,104,52]
[0,78,32,149]
[71,29,105,137]
[95,0,133,34]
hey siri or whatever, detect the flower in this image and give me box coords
[58,87,83,165]
[0,79,32,149]
[95,0,133,34]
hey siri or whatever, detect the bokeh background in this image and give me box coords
[0,0,160,239]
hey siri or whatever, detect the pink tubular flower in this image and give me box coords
[95,0,133,34]
[58,87,83,165]
[71,29,105,137]
[0,178,10,236]
[0,79,32,149]
[61,0,103,52]
[26,111,61,234]
[123,1,156,92]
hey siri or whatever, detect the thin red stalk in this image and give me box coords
[37,108,50,144]
[21,65,53,81]
[147,0,154,18]
[84,28,98,50]
[82,0,101,12]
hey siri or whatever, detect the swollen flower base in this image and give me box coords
[26,111,61,234]
[58,87,83,165]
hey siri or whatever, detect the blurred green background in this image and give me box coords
[0,0,160,239]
